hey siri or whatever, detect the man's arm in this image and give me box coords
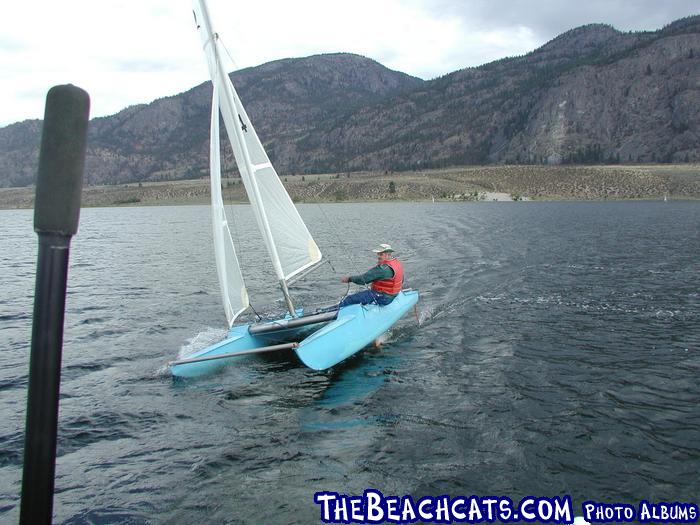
[347,264,394,285]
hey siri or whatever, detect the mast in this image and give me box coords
[195,0,296,316]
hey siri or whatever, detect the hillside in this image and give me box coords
[0,16,699,187]
[0,54,423,187]
[1,165,698,209]
[301,17,700,171]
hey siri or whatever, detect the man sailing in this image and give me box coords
[339,244,404,307]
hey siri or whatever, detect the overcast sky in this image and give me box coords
[1,0,697,127]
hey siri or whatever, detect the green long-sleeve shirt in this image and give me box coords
[349,264,396,294]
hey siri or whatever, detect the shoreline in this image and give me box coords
[1,164,699,209]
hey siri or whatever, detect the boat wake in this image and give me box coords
[374,331,391,346]
[178,327,228,359]
[416,294,476,326]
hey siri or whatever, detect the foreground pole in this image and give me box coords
[20,85,90,525]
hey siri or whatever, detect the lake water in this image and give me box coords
[1,201,699,524]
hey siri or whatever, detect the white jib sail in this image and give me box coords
[194,0,322,286]
[210,85,249,327]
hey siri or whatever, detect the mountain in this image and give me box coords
[1,16,699,187]
[299,17,700,171]
[0,54,423,187]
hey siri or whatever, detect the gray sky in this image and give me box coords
[1,0,697,127]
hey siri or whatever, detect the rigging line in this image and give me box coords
[339,281,350,304]
[314,196,375,304]
[312,199,365,278]
[217,35,239,73]
[313,282,350,314]
[248,302,263,322]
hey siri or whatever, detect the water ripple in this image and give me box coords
[0,202,698,522]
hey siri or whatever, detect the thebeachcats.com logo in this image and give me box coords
[313,489,699,524]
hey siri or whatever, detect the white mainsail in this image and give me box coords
[194,0,322,316]
[231,97,322,282]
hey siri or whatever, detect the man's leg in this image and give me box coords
[339,289,377,307]
[374,292,394,306]
[339,290,394,307]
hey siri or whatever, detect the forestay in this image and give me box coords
[194,0,322,291]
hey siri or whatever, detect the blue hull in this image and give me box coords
[170,290,419,378]
[295,290,419,370]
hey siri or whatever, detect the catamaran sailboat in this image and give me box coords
[170,0,419,378]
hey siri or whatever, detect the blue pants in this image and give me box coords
[339,289,394,307]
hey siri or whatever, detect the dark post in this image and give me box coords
[20,84,90,525]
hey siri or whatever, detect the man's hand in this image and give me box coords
[341,276,350,283]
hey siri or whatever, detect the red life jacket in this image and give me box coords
[371,258,403,295]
